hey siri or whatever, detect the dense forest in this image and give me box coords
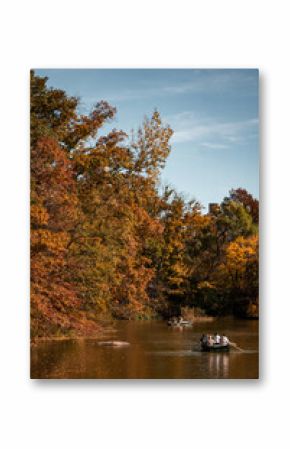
[31,71,259,338]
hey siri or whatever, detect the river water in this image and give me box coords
[31,318,259,379]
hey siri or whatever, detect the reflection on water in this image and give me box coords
[31,319,258,379]
[208,353,230,378]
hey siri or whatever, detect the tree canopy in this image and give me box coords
[30,71,259,337]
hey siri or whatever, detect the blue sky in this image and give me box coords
[35,69,259,210]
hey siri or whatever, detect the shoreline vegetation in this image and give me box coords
[181,306,215,323]
[30,72,259,339]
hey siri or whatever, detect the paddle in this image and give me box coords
[229,341,244,352]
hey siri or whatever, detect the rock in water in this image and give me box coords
[98,341,130,347]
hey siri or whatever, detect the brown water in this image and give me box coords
[31,318,259,379]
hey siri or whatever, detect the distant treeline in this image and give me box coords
[30,72,259,337]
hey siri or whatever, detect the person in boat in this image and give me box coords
[200,334,207,345]
[221,334,229,345]
[214,333,221,344]
[207,334,214,346]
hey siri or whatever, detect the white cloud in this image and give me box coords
[81,70,257,105]
[201,142,230,150]
[168,111,258,148]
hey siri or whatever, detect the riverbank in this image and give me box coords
[31,325,117,345]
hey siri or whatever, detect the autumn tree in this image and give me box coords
[31,71,259,335]
[226,188,259,224]
[216,235,259,316]
[181,195,258,316]
[30,71,118,335]
[31,137,83,336]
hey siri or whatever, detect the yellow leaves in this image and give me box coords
[226,235,258,272]
[31,204,49,226]
[31,229,69,253]
[213,235,259,293]
[191,213,212,229]
[206,235,259,296]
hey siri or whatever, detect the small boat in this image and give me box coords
[168,319,192,327]
[200,342,230,352]
[179,320,192,327]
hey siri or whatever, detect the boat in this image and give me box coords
[168,319,192,327]
[200,342,230,352]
